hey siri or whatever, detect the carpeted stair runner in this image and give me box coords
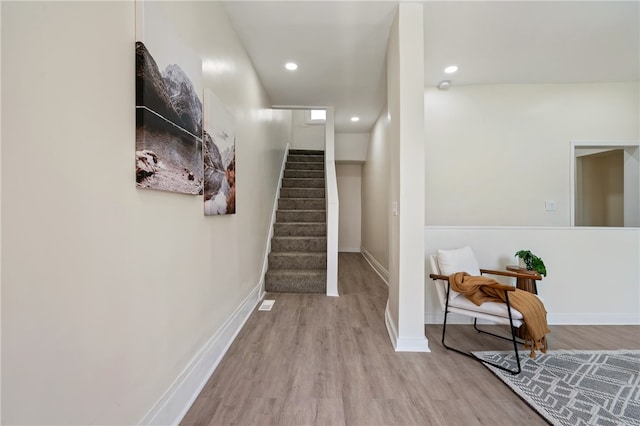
[265,149,327,293]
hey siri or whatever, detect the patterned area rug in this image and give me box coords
[472,350,640,426]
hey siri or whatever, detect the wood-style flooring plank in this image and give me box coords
[181,252,640,426]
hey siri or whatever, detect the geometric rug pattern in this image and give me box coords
[472,350,640,426]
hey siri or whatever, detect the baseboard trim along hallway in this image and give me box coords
[385,301,430,352]
[361,248,389,285]
[139,282,264,426]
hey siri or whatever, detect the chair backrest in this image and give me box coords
[429,246,482,310]
[429,254,449,311]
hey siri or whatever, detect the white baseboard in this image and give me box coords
[360,248,389,286]
[384,300,399,348]
[425,312,640,325]
[339,247,361,253]
[139,280,263,425]
[385,301,430,352]
[546,313,640,325]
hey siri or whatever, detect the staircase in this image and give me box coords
[265,149,327,293]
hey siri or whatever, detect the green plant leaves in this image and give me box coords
[514,250,547,277]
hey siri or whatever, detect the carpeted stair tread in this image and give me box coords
[274,222,326,236]
[268,252,327,269]
[265,269,327,294]
[280,188,325,198]
[285,162,324,171]
[282,178,325,188]
[278,198,325,210]
[289,149,325,156]
[284,170,325,179]
[271,236,326,252]
[287,154,325,163]
[276,210,326,222]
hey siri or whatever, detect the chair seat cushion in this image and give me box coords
[449,294,524,320]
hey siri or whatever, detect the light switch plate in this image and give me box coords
[545,200,556,211]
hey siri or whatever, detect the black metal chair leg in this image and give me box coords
[440,283,522,375]
[505,291,522,374]
[473,319,525,344]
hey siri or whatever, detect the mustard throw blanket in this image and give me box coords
[450,272,550,358]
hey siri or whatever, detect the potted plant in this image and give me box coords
[515,250,547,277]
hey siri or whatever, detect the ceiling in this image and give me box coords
[223,1,639,133]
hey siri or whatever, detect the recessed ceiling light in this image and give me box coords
[285,62,298,71]
[350,116,360,122]
[444,65,458,74]
[437,80,451,90]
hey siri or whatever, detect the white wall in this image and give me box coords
[335,132,369,163]
[424,83,639,226]
[425,227,640,325]
[423,82,639,326]
[336,164,361,252]
[291,109,325,150]
[361,109,390,279]
[1,2,291,424]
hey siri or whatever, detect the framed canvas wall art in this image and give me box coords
[203,89,236,215]
[135,1,203,195]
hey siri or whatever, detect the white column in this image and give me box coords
[325,107,339,296]
[385,3,429,351]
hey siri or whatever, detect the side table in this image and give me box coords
[506,265,541,294]
[506,266,542,340]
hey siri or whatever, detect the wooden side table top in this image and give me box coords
[506,265,541,296]
[506,265,542,280]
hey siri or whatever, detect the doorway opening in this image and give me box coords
[571,142,639,227]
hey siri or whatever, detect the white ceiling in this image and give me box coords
[223,1,639,133]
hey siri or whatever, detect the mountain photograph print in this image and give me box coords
[203,89,236,215]
[135,1,203,194]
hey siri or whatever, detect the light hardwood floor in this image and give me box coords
[181,252,640,426]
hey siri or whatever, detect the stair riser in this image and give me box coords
[288,155,325,163]
[271,237,326,252]
[265,275,327,294]
[284,170,325,179]
[282,178,325,189]
[289,149,324,156]
[269,253,327,269]
[274,223,326,236]
[280,188,325,198]
[276,210,326,222]
[278,198,325,210]
[265,272,326,293]
[286,162,324,171]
